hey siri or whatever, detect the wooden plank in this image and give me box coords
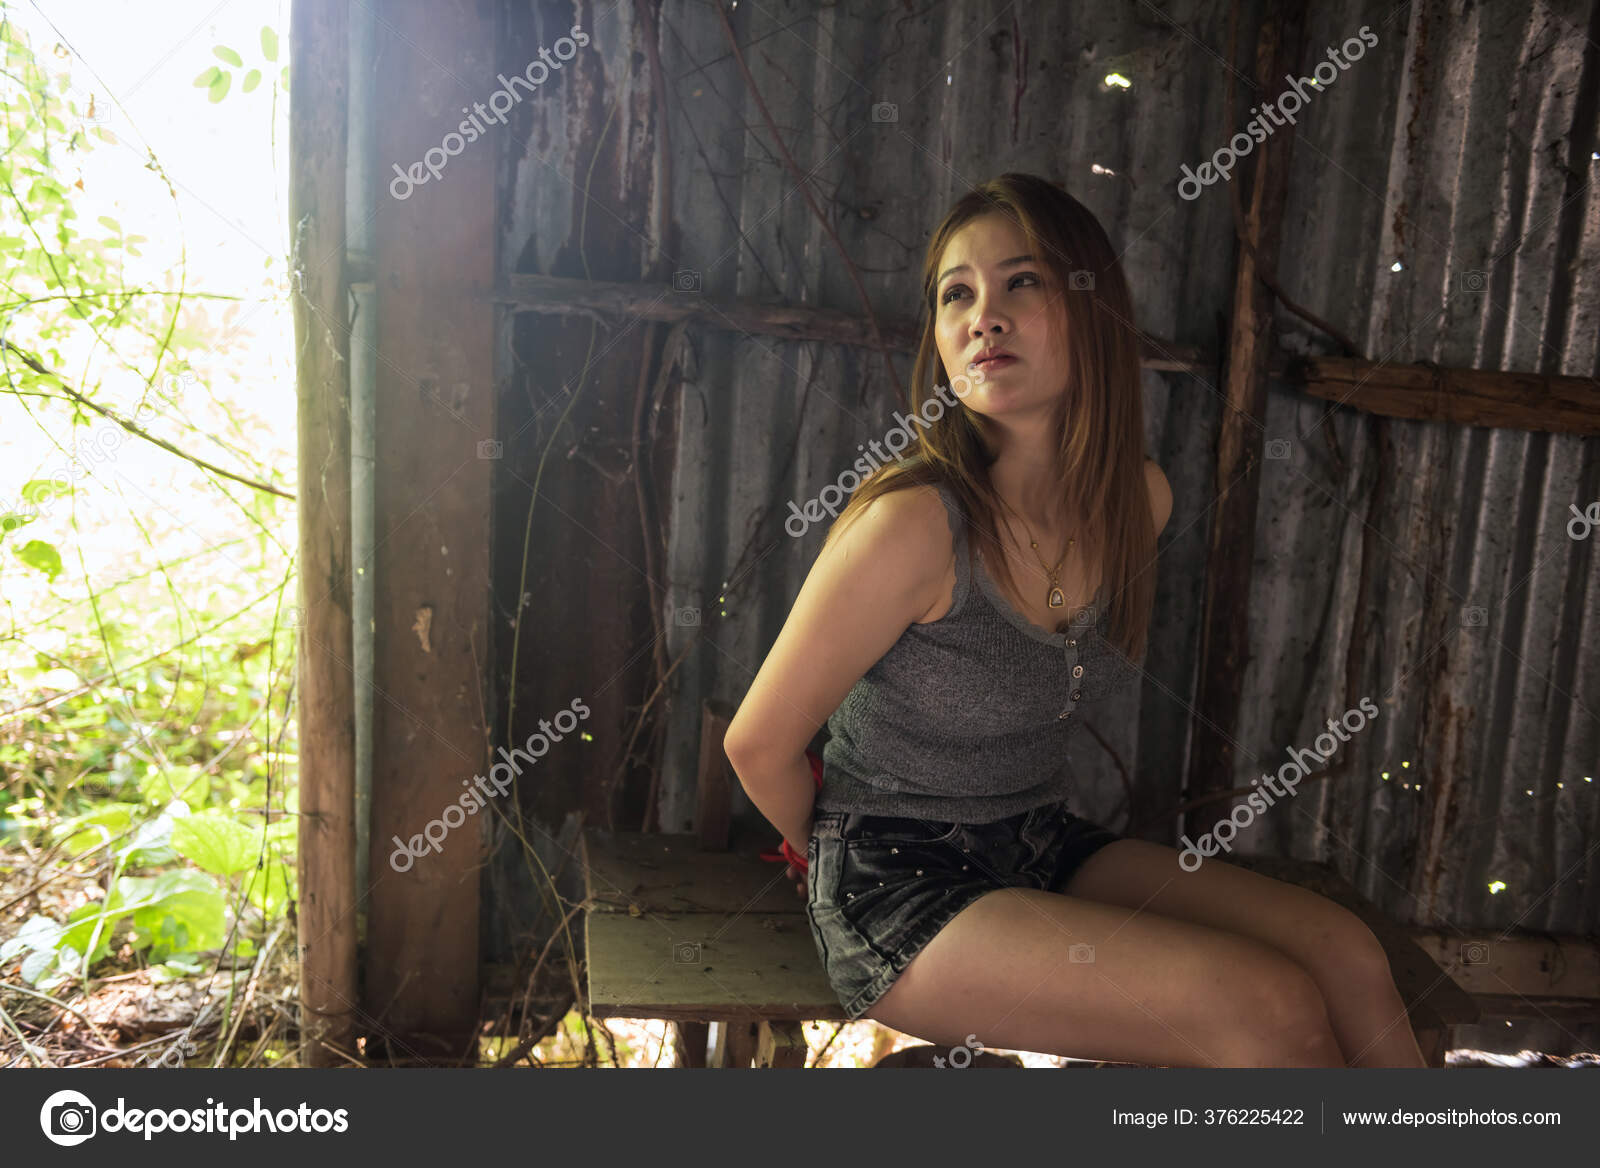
[494,281,1600,437]
[364,0,494,1057]
[697,701,735,851]
[1407,930,1600,1000]
[491,273,1208,373]
[289,0,356,1069]
[584,911,845,1022]
[756,1020,808,1068]
[582,829,802,914]
[1469,996,1600,1021]
[673,1021,709,1068]
[1230,858,1479,1028]
[1186,0,1307,844]
[1292,355,1600,437]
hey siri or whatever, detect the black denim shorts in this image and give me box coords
[804,800,1121,1021]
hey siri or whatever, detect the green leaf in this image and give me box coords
[172,810,259,876]
[20,948,58,985]
[208,71,231,103]
[96,214,121,233]
[14,539,63,581]
[20,478,71,506]
[260,26,279,62]
[0,914,62,961]
[192,65,222,88]
[0,512,34,538]
[241,68,261,94]
[279,64,289,90]
[213,45,243,67]
[128,874,225,957]
[54,803,138,855]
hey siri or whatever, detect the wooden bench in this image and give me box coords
[581,828,843,1066]
[577,703,1480,1066]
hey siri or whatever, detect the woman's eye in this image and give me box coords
[940,273,1040,305]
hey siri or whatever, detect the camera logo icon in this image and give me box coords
[1459,270,1488,293]
[1460,941,1490,965]
[477,438,502,460]
[1265,438,1291,460]
[1460,606,1487,628]
[40,1090,97,1146]
[672,269,701,292]
[1069,943,1096,963]
[1068,270,1095,291]
[673,941,702,964]
[871,102,898,123]
[674,607,700,627]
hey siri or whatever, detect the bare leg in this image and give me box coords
[864,885,1345,1067]
[1062,840,1427,1068]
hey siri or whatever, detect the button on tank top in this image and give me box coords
[817,481,1141,823]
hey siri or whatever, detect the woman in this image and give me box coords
[724,173,1424,1068]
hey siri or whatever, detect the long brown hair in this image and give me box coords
[822,172,1156,660]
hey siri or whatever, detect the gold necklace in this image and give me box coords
[997,496,1073,609]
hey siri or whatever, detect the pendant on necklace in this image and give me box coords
[1047,586,1065,608]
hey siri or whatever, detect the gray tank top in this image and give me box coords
[818,481,1141,823]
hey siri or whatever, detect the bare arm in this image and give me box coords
[1144,457,1173,536]
[724,485,952,852]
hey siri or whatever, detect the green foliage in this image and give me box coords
[0,8,299,1000]
[12,537,61,580]
[194,29,286,103]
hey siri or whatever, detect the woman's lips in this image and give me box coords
[971,355,1018,372]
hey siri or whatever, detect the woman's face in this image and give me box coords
[932,212,1069,421]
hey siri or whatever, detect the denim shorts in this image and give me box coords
[804,800,1122,1021]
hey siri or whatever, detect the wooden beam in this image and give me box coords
[289,0,356,1069]
[1407,930,1600,1001]
[491,273,1208,374]
[1289,355,1600,436]
[494,276,1600,436]
[1187,1,1308,843]
[364,0,493,1059]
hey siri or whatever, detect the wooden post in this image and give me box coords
[756,1020,808,1068]
[1186,1,1308,842]
[708,1018,761,1068]
[290,0,356,1069]
[364,0,494,1059]
[673,1021,710,1068]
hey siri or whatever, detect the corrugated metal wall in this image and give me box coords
[489,0,1598,1046]
[649,0,1599,933]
